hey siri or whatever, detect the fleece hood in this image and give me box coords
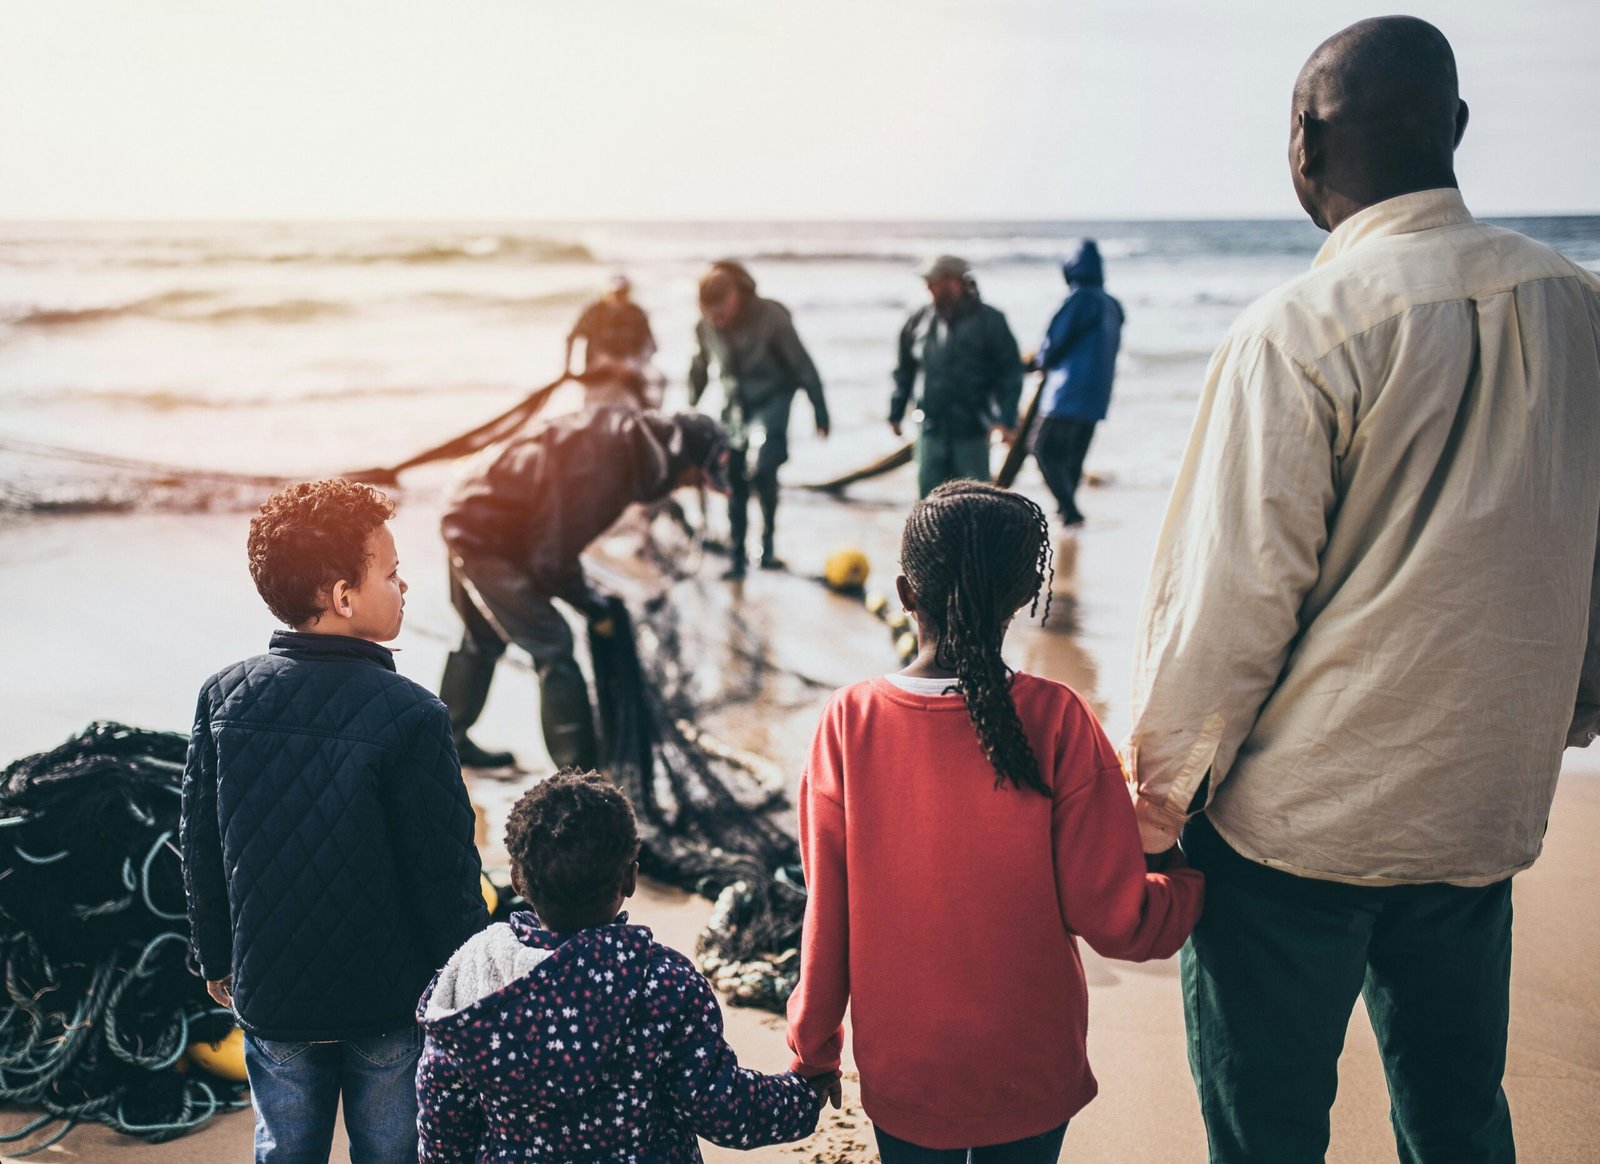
[1063,240,1104,286]
[418,912,654,1103]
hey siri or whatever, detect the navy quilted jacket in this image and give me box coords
[416,913,821,1163]
[180,630,489,1041]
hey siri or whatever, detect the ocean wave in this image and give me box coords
[11,381,514,412]
[5,291,357,329]
[741,241,1150,266]
[1123,347,1217,367]
[168,235,597,268]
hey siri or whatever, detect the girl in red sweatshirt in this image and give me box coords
[786,480,1204,1162]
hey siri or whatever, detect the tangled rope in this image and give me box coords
[0,723,248,1154]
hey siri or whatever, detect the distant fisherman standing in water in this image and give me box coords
[1031,240,1123,528]
[564,274,661,409]
[689,261,829,578]
[891,255,1023,498]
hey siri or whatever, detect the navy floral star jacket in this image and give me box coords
[417,912,822,1163]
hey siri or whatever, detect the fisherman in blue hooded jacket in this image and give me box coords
[1031,240,1124,527]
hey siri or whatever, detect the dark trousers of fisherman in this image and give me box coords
[1030,416,1096,525]
[438,555,598,770]
[1181,814,1515,1164]
[727,439,784,567]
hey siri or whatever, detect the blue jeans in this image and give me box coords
[874,1122,1069,1163]
[244,1026,423,1164]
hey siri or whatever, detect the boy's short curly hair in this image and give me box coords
[247,480,395,628]
[505,771,641,915]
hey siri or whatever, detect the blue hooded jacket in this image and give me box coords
[1037,240,1124,422]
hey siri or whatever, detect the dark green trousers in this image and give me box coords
[1181,815,1515,1164]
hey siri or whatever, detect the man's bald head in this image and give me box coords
[1288,17,1469,231]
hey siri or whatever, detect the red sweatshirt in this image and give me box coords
[785,673,1204,1149]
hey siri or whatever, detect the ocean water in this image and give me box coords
[2,217,1598,506]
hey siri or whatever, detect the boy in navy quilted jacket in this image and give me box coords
[417,772,837,1162]
[181,480,488,1164]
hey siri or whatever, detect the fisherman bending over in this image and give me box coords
[437,409,730,770]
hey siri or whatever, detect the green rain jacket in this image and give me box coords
[891,291,1023,438]
[688,297,828,455]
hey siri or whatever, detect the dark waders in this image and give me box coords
[440,555,599,771]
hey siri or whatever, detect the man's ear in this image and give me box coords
[1453,99,1470,149]
[1295,110,1323,179]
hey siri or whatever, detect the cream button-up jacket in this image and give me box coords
[1130,188,1600,886]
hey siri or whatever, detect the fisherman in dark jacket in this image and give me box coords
[438,408,729,770]
[182,479,488,1164]
[689,261,829,578]
[1031,240,1124,527]
[891,255,1024,498]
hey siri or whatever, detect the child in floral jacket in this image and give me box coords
[417,772,835,1162]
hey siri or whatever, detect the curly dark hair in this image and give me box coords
[900,480,1054,795]
[247,480,395,627]
[505,771,641,914]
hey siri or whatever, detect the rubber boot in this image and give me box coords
[757,474,785,570]
[538,656,599,771]
[439,650,515,767]
[726,476,748,578]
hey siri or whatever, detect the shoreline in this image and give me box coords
[3,470,1598,1162]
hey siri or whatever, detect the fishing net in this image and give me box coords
[0,722,248,1155]
[0,436,291,515]
[589,596,807,1012]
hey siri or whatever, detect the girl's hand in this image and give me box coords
[804,1071,843,1109]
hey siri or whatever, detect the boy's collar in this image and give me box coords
[268,629,397,671]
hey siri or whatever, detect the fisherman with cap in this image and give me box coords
[890,255,1023,497]
[1031,239,1124,527]
[436,409,729,770]
[689,260,829,578]
[564,274,661,408]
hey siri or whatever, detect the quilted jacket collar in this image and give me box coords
[268,629,396,671]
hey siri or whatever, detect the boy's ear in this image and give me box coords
[620,861,638,900]
[326,579,355,620]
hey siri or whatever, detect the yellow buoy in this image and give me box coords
[481,873,500,917]
[823,548,871,593]
[864,591,889,617]
[187,1027,248,1082]
[895,631,918,660]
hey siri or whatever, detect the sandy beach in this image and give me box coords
[2,459,1597,1163]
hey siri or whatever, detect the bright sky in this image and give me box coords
[1,0,1595,221]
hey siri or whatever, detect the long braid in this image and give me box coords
[901,481,1055,795]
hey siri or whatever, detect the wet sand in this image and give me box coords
[3,461,1598,1162]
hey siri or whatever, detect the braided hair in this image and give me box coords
[900,481,1054,795]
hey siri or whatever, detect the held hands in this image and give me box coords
[804,1071,843,1109]
[206,975,234,1009]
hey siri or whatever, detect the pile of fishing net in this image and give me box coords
[0,723,247,1155]
[590,597,807,1012]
